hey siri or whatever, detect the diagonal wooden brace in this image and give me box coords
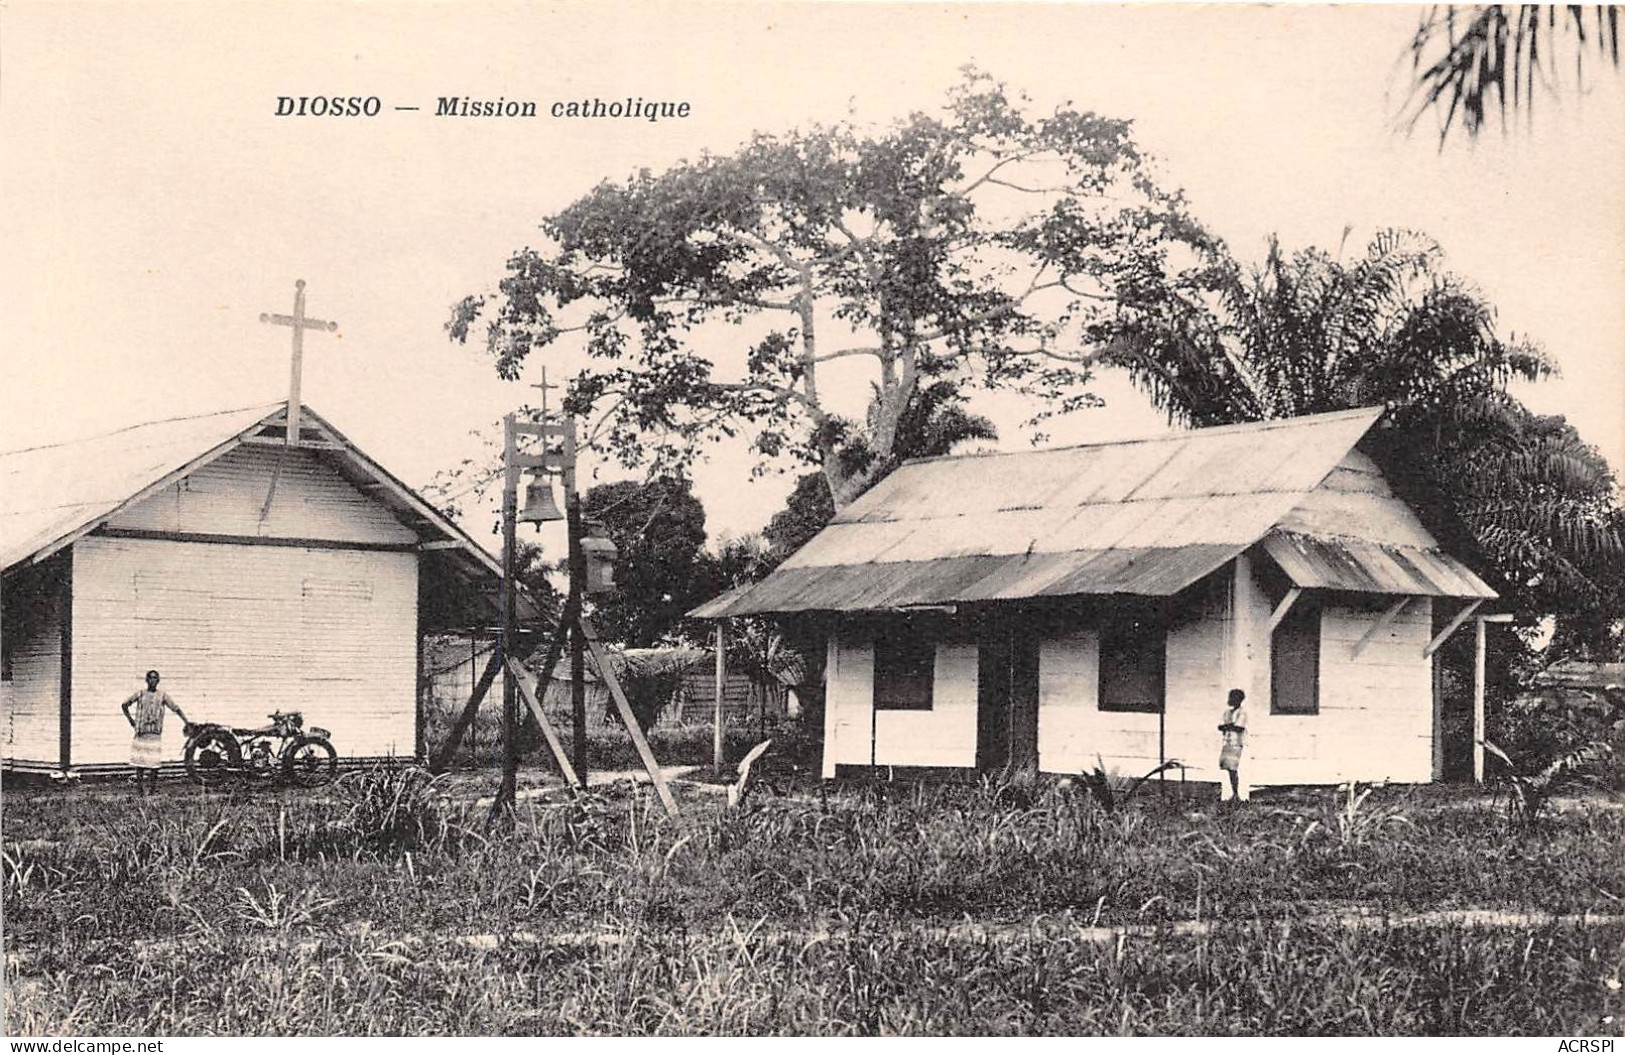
[1267,587,1304,633]
[1423,599,1483,659]
[578,613,680,818]
[428,648,503,774]
[507,656,579,789]
[1351,597,1411,659]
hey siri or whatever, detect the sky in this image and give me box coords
[3,2,1621,556]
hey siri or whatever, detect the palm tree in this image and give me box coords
[1405,5,1621,143]
[1103,228,1622,620]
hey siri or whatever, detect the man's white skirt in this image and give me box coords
[130,733,164,769]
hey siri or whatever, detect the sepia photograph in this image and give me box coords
[2,0,1622,1039]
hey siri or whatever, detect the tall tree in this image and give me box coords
[1102,228,1623,626]
[1404,5,1621,142]
[765,379,998,564]
[449,69,1212,509]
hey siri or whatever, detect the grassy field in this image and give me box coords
[4,760,1623,1035]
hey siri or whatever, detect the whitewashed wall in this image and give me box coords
[1034,561,1439,786]
[873,642,977,767]
[1,562,63,767]
[1292,597,1435,784]
[1036,577,1232,779]
[822,636,872,777]
[817,561,1441,785]
[1036,629,1105,773]
[820,634,978,775]
[71,537,418,765]
[106,446,419,544]
[1164,579,1235,778]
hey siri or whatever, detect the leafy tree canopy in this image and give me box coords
[580,476,710,647]
[450,69,1212,508]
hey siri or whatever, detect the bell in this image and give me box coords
[519,478,564,524]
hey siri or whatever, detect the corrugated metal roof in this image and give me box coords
[1,404,280,569]
[0,402,533,623]
[1260,530,1496,599]
[695,406,1496,617]
[688,545,1245,618]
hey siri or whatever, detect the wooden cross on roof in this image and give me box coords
[259,279,339,446]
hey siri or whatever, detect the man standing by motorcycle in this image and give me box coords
[120,669,191,795]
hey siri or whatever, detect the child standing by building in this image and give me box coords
[1218,687,1250,802]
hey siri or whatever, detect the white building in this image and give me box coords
[1,402,523,775]
[693,407,1499,787]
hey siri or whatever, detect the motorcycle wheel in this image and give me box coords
[184,731,240,788]
[283,736,337,788]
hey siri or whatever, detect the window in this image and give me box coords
[873,634,935,711]
[1271,601,1320,715]
[1098,614,1165,713]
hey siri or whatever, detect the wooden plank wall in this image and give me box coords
[66,437,430,768]
[105,445,419,545]
[822,633,978,774]
[823,636,872,777]
[1036,575,1232,778]
[816,561,1439,786]
[72,538,418,765]
[57,442,426,767]
[1307,597,1434,784]
[1036,628,1103,773]
[1,557,65,766]
[679,670,755,709]
[872,642,977,768]
[1034,567,1436,786]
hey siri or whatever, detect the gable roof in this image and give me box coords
[1,402,533,624]
[2,403,282,570]
[692,406,1494,618]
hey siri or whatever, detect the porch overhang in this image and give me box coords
[1260,530,1497,600]
[688,544,1247,618]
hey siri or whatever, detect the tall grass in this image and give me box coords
[5,772,1623,1034]
[6,919,1620,1035]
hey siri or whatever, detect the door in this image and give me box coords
[976,609,1040,775]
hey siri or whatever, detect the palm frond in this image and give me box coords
[1405,5,1623,143]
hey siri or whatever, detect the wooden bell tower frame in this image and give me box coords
[428,401,678,820]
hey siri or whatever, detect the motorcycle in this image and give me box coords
[182,710,337,788]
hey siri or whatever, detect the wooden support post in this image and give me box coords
[1423,599,1483,659]
[565,427,587,789]
[1431,638,1446,782]
[714,622,726,769]
[1266,587,1303,633]
[1473,616,1487,784]
[822,632,840,780]
[1351,597,1411,659]
[579,613,680,818]
[507,656,579,788]
[429,648,503,773]
[494,414,520,819]
[58,549,72,774]
[414,589,426,761]
[1228,551,1254,696]
[467,633,478,758]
